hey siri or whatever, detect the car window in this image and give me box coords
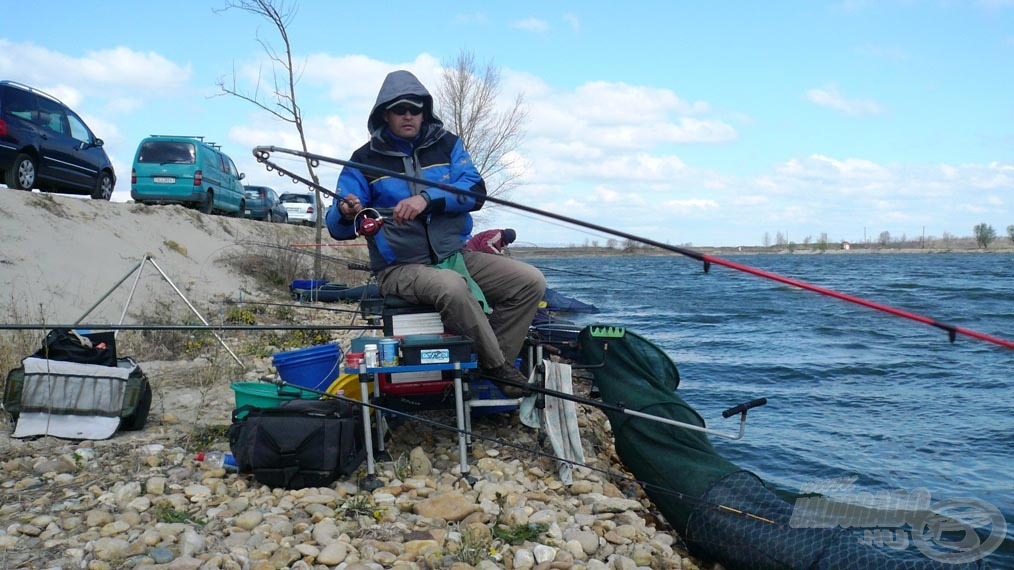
[66,112,94,144]
[2,87,36,121]
[244,187,264,199]
[138,141,195,164]
[226,157,240,178]
[281,194,312,204]
[36,97,67,135]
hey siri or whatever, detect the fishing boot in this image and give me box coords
[479,362,531,398]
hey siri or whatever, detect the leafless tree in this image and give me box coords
[215,0,325,279]
[878,231,891,248]
[436,51,528,204]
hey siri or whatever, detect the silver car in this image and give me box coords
[279,192,321,226]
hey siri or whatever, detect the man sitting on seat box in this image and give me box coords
[325,70,545,397]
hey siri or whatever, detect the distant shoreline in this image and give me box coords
[511,245,1014,259]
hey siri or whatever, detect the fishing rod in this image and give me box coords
[254,146,1014,350]
[0,323,381,332]
[267,377,775,525]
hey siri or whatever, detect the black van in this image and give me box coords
[0,80,116,199]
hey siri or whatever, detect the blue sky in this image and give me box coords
[2,1,1012,247]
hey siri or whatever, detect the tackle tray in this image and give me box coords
[399,334,475,366]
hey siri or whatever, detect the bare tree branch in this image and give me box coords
[215,0,326,279]
[436,50,528,204]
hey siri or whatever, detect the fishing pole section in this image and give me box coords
[253,145,1014,350]
[260,372,778,527]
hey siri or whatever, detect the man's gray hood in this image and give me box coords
[368,70,444,135]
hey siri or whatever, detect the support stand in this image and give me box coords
[351,360,479,491]
[73,254,244,367]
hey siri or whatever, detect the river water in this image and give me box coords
[524,252,1013,565]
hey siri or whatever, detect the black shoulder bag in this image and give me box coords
[228,397,366,489]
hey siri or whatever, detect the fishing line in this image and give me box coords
[215,299,363,315]
[278,378,778,526]
[492,202,619,244]
[253,146,1014,350]
[225,240,377,330]
[534,264,671,292]
[234,240,368,270]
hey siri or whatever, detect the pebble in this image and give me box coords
[0,350,706,570]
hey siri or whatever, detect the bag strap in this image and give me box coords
[231,405,260,423]
[261,424,326,487]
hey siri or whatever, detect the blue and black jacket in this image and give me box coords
[325,70,487,273]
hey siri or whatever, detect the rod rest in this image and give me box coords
[722,398,768,418]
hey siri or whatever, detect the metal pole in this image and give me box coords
[0,324,381,331]
[114,254,151,338]
[145,257,244,367]
[453,362,469,475]
[359,363,376,476]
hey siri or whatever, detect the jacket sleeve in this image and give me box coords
[326,167,369,241]
[423,138,486,214]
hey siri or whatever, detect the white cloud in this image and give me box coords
[806,84,884,116]
[101,97,144,116]
[660,198,719,216]
[0,40,190,95]
[562,13,581,32]
[523,80,735,158]
[512,17,550,32]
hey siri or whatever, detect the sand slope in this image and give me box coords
[0,190,323,324]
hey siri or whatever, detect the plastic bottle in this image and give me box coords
[364,343,379,368]
[195,451,238,471]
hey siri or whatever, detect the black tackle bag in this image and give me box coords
[228,398,366,489]
[33,329,118,367]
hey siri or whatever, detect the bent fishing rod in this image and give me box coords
[254,146,1014,350]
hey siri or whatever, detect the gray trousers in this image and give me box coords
[378,251,546,368]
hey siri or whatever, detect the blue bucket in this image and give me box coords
[272,343,343,392]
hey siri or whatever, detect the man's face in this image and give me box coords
[385,105,423,139]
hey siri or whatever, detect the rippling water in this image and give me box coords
[525,252,1013,563]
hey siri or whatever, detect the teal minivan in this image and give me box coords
[130,135,246,216]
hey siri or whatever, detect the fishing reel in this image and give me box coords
[354,208,386,237]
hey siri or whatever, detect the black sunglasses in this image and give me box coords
[388,105,423,116]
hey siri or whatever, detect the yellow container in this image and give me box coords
[325,373,372,401]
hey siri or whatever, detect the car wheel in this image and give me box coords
[5,153,36,190]
[233,200,246,218]
[266,211,274,223]
[90,171,114,200]
[199,192,214,214]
